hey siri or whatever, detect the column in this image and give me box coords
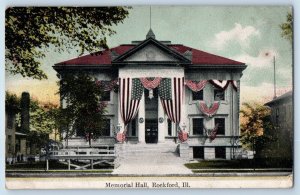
[117,91,124,133]
[158,98,165,143]
[138,92,145,143]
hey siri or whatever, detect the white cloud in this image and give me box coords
[212,23,260,50]
[234,48,279,68]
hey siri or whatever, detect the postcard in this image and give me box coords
[5,5,293,189]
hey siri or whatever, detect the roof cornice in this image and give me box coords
[112,37,192,64]
[186,64,247,70]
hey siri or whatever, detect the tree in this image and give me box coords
[240,102,275,156]
[5,91,20,114]
[5,7,129,79]
[58,73,108,147]
[6,91,59,154]
[22,99,59,154]
[29,100,58,134]
[280,12,293,43]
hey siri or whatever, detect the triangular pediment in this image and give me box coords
[112,38,191,65]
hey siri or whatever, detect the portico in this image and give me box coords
[118,65,186,144]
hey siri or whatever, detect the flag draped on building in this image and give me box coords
[119,78,143,133]
[198,101,220,117]
[204,124,219,141]
[158,77,184,124]
[185,80,207,92]
[178,130,188,142]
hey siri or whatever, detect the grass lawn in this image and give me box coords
[185,158,293,170]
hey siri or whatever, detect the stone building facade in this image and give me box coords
[53,30,247,160]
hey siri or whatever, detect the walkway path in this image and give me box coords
[112,143,192,175]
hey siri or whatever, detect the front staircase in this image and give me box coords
[113,143,192,175]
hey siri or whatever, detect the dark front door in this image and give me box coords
[145,119,158,143]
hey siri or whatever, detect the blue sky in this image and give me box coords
[5,6,293,103]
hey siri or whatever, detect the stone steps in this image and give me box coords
[116,143,183,164]
[112,143,192,175]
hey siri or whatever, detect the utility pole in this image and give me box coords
[150,6,152,29]
[273,56,277,99]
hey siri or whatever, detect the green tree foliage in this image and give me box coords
[24,100,59,153]
[5,91,20,114]
[240,102,275,154]
[5,7,129,79]
[58,73,108,147]
[6,91,60,154]
[280,12,293,43]
[29,100,58,135]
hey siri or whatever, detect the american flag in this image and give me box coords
[158,77,184,123]
[119,78,143,132]
[204,124,219,141]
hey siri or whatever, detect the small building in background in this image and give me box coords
[5,92,30,164]
[264,91,293,160]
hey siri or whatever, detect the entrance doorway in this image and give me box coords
[145,119,158,143]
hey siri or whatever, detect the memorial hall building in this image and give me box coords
[53,30,247,160]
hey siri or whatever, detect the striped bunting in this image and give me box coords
[185,80,207,92]
[209,80,238,91]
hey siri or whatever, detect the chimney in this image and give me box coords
[20,92,30,133]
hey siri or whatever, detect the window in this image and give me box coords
[215,118,225,135]
[101,91,111,102]
[192,90,203,101]
[193,147,204,159]
[214,88,225,101]
[168,119,172,136]
[192,118,204,135]
[215,147,226,159]
[102,119,111,136]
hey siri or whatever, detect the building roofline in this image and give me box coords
[112,37,191,64]
[265,91,293,106]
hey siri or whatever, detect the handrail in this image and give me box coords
[48,146,115,157]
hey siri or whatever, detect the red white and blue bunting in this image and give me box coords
[204,124,219,141]
[185,80,207,92]
[185,80,238,92]
[116,132,126,143]
[198,101,220,118]
[209,80,237,91]
[178,130,188,142]
[140,77,162,90]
